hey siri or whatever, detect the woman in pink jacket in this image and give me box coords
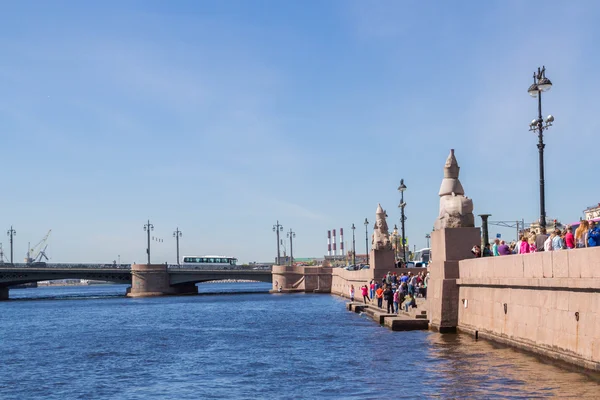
[519,235,530,254]
[360,285,370,304]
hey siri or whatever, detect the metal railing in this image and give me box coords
[0,263,132,269]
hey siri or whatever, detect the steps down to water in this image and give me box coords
[347,301,429,331]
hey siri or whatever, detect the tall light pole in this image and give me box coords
[118,254,121,267]
[528,66,554,230]
[273,221,283,264]
[6,226,16,265]
[398,179,407,263]
[351,223,356,266]
[364,218,369,265]
[425,233,431,248]
[287,229,296,266]
[173,227,182,266]
[143,220,154,265]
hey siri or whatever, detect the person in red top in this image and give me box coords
[360,285,370,304]
[564,226,575,249]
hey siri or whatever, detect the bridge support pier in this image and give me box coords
[127,264,198,297]
[170,282,199,295]
[0,287,8,300]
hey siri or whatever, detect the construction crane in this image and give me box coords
[25,230,52,265]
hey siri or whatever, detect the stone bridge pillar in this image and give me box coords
[0,287,8,301]
[127,264,197,297]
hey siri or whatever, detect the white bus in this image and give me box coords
[181,256,238,269]
[412,248,431,267]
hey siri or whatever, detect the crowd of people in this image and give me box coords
[349,270,430,314]
[471,221,600,257]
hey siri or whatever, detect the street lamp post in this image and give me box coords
[425,233,431,248]
[143,220,154,265]
[351,223,356,266]
[364,218,369,265]
[6,226,15,265]
[398,179,408,263]
[287,229,296,266]
[528,66,554,230]
[173,228,183,266]
[272,221,283,264]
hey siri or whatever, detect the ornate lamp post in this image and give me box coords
[287,229,296,266]
[173,228,182,266]
[6,226,16,265]
[398,179,408,263]
[425,233,431,248]
[143,220,154,265]
[273,221,283,264]
[351,223,356,266]
[364,218,369,265]
[527,66,554,230]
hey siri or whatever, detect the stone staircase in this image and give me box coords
[346,299,429,331]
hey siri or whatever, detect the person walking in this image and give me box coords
[535,228,549,252]
[575,221,590,248]
[369,280,375,300]
[403,293,415,312]
[393,289,400,313]
[588,221,600,247]
[383,285,394,314]
[360,285,370,304]
[492,238,500,256]
[349,285,355,302]
[375,286,384,309]
[552,229,564,251]
[564,226,575,249]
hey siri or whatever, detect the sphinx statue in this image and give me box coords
[372,204,393,250]
[434,149,475,230]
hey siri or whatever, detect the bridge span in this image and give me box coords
[0,264,272,300]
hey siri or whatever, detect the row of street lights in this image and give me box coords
[272,221,296,265]
[143,220,184,265]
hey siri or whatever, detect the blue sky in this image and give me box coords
[2,1,599,264]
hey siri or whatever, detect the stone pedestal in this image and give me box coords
[429,227,480,332]
[370,249,395,280]
[0,287,8,300]
[127,264,196,297]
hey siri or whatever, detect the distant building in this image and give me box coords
[584,203,600,220]
[529,218,564,234]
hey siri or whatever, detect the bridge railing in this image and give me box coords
[166,265,272,271]
[0,263,273,271]
[0,263,132,269]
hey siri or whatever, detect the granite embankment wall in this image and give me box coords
[272,265,426,296]
[456,247,600,370]
[331,268,427,298]
[271,265,333,292]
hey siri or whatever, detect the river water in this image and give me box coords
[1,283,599,399]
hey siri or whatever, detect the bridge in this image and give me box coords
[0,264,272,300]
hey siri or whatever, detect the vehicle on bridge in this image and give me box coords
[180,256,238,269]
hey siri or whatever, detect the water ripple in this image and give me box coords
[1,284,599,399]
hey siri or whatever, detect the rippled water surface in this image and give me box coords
[1,283,599,399]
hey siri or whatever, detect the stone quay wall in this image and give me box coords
[273,265,427,296]
[456,247,600,370]
[271,265,333,293]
